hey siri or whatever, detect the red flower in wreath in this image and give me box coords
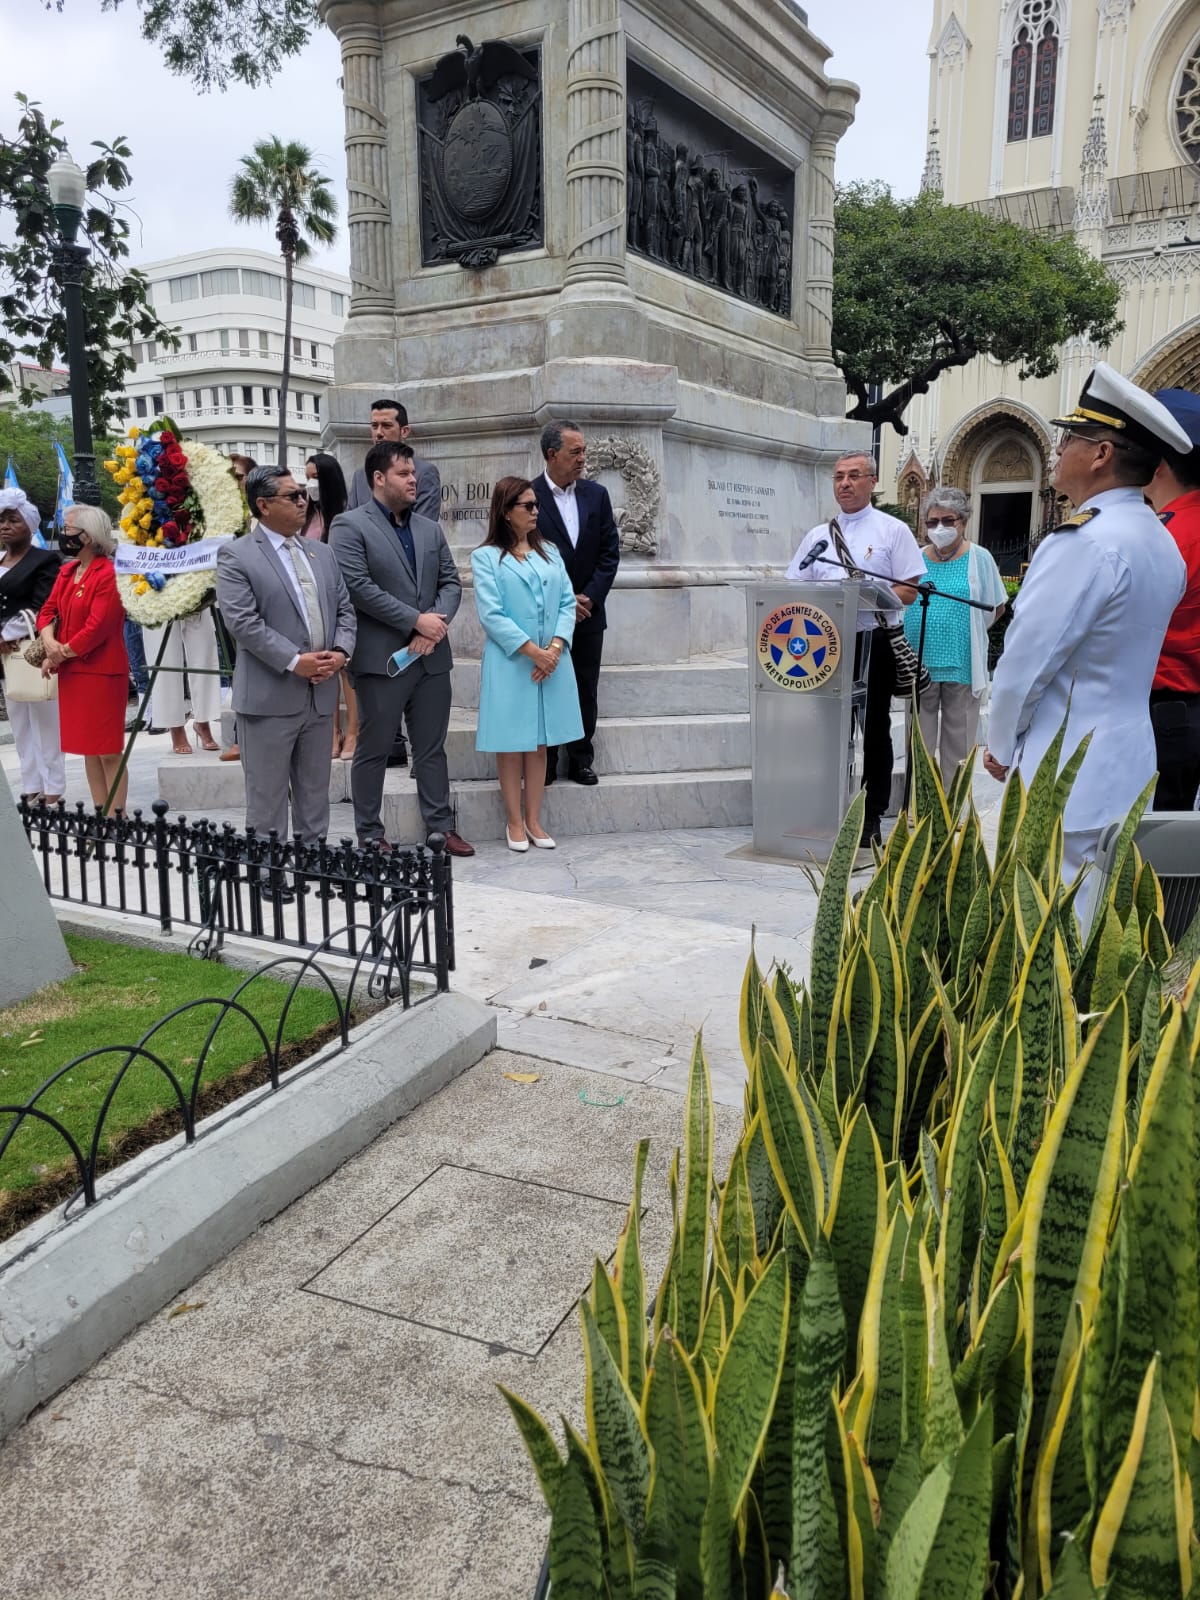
[160,520,186,546]
[163,444,187,470]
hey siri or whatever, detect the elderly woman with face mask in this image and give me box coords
[903,487,1008,785]
[36,504,130,815]
[0,488,64,802]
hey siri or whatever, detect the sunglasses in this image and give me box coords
[270,491,307,505]
[509,498,538,512]
[924,516,960,529]
[1057,426,1135,453]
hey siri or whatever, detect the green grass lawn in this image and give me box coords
[0,934,346,1224]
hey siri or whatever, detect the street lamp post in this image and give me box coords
[46,152,100,508]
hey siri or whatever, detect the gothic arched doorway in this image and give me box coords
[939,403,1053,572]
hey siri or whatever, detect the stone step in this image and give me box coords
[385,768,752,842]
[445,710,749,782]
[451,654,749,717]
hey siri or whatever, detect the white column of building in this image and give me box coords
[1063,91,1111,403]
[563,0,628,290]
[339,16,395,317]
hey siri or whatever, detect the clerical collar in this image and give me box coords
[838,503,874,526]
[374,495,411,527]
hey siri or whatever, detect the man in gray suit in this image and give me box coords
[346,399,441,521]
[215,465,356,847]
[330,440,474,857]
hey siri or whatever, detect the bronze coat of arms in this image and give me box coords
[418,35,543,270]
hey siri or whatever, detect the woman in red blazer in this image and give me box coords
[37,506,130,815]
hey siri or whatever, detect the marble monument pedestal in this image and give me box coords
[319,0,866,837]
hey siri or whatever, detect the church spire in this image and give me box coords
[1073,89,1110,244]
[920,123,943,196]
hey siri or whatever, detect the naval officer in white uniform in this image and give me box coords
[787,449,925,847]
[983,363,1189,905]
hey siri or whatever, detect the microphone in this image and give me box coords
[792,537,829,575]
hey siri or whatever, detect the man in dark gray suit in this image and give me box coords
[330,440,474,858]
[215,465,356,846]
[346,399,441,520]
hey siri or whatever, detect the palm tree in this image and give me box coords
[229,138,338,464]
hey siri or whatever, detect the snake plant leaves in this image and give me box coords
[1022,998,1129,1500]
[581,1300,651,1543]
[713,1252,790,1518]
[739,939,768,1074]
[592,1257,627,1377]
[791,1237,848,1600]
[1019,717,1075,881]
[863,905,906,1157]
[549,1440,607,1600]
[1091,1358,1191,1600]
[1125,1008,1199,1461]
[1045,1536,1102,1597]
[615,1139,651,1399]
[857,1211,912,1486]
[631,1478,676,1600]
[880,1453,954,1600]
[498,1386,563,1511]
[810,791,866,1061]
[641,1328,711,1595]
[700,1457,736,1600]
[677,1035,714,1354]
[827,1106,887,1368]
[758,1036,826,1254]
[716,1145,756,1291]
[916,1401,995,1600]
[1008,906,1066,1194]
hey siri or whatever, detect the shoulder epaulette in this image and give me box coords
[1053,507,1101,533]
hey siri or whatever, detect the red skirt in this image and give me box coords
[58,669,127,756]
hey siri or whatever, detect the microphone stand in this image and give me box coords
[791,548,997,809]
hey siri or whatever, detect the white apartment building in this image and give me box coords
[117,247,350,475]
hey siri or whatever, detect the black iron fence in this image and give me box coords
[0,927,418,1223]
[18,798,454,988]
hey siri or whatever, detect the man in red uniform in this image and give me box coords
[1146,388,1200,810]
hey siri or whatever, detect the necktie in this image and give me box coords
[285,540,325,651]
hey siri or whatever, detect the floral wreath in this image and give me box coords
[583,437,661,556]
[104,419,248,627]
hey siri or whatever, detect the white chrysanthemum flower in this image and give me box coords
[188,443,248,538]
[117,570,215,627]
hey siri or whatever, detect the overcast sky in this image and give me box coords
[3,2,928,279]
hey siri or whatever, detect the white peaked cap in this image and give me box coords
[1053,361,1193,455]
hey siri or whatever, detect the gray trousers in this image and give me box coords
[913,680,983,788]
[240,700,334,843]
[352,667,453,841]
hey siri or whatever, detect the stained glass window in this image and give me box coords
[1008,28,1032,141]
[1008,2,1059,144]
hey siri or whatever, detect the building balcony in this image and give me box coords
[150,348,335,377]
[168,403,322,429]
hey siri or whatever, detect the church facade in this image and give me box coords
[880,0,1200,570]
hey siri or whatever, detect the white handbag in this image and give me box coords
[3,609,56,703]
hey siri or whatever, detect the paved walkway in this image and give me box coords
[0,721,1004,1597]
[3,722,1003,1105]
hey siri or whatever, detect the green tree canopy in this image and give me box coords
[833,182,1124,435]
[0,95,179,435]
[0,408,121,525]
[95,0,319,91]
[229,137,337,463]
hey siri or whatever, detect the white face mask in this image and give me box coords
[306,479,320,500]
[928,524,961,550]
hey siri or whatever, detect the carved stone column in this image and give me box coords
[804,126,837,358]
[564,0,628,287]
[804,96,855,360]
[338,12,394,316]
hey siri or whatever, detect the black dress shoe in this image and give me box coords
[255,882,295,904]
[386,744,409,769]
[860,813,882,848]
[568,766,599,786]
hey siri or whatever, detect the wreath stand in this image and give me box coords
[103,602,233,815]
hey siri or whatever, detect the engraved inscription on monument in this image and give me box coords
[626,62,795,317]
[418,36,543,270]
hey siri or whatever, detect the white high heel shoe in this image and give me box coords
[527,829,556,849]
[506,826,529,853]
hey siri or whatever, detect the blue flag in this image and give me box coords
[3,458,16,489]
[53,441,74,534]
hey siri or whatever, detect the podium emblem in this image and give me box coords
[757,602,840,691]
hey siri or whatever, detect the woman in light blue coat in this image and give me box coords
[471,477,583,851]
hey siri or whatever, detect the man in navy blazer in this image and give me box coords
[532,421,620,784]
